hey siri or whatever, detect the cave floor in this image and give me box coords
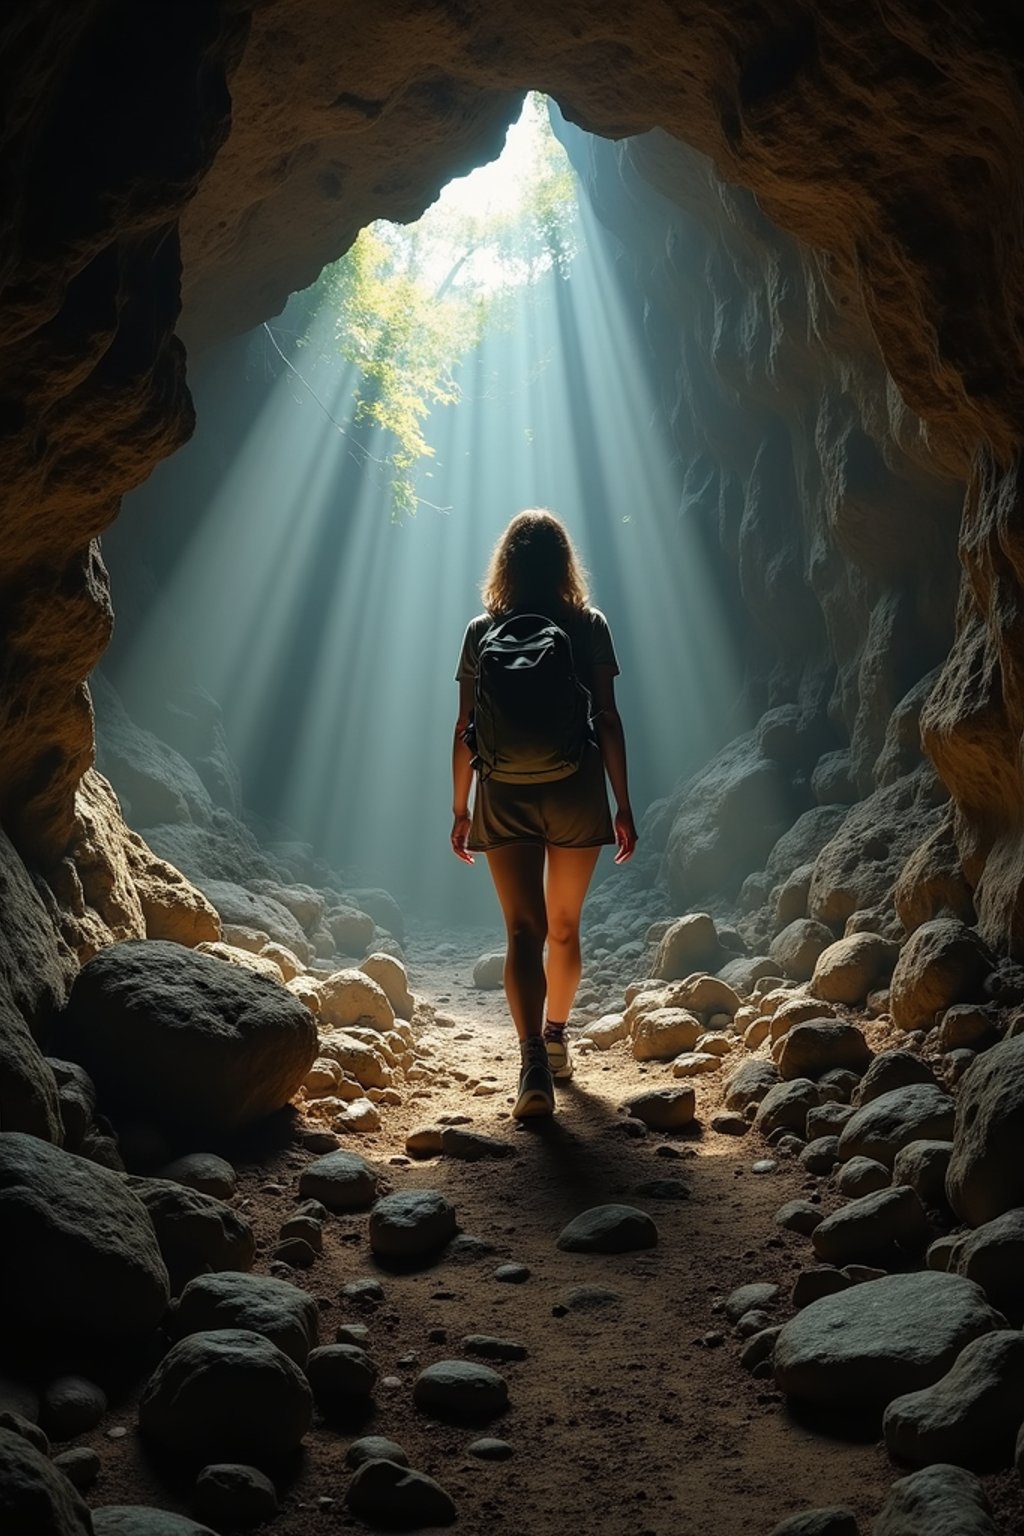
[75,924,1024,1535]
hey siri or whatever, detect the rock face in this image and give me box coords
[0,1133,169,1337]
[945,1034,1024,1226]
[54,939,317,1135]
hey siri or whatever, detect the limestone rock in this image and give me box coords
[173,1271,320,1366]
[724,1058,781,1111]
[837,1084,955,1167]
[770,995,837,1043]
[871,1465,997,1536]
[195,880,310,961]
[127,1177,254,1292]
[947,1209,1024,1315]
[890,919,993,1032]
[811,1185,929,1265]
[810,933,899,1006]
[298,1149,382,1211]
[139,1329,312,1463]
[368,1191,458,1259]
[773,1271,1002,1405]
[413,1359,508,1424]
[54,939,317,1134]
[851,1049,939,1106]
[358,952,414,1020]
[651,913,722,980]
[753,1079,819,1137]
[556,1205,658,1253]
[891,1140,953,1208]
[670,1051,722,1077]
[769,920,836,983]
[658,972,741,1016]
[346,1457,457,1528]
[883,1330,1024,1469]
[0,1427,91,1533]
[472,952,505,989]
[580,1012,629,1047]
[193,1464,278,1530]
[776,1021,872,1080]
[631,1007,702,1060]
[0,1132,168,1336]
[945,1033,1024,1225]
[194,940,284,983]
[318,969,395,1032]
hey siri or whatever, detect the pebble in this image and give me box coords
[52,1446,100,1490]
[752,1159,778,1175]
[271,1237,318,1268]
[725,1284,779,1323]
[631,1178,690,1200]
[461,1335,528,1361]
[775,1200,825,1235]
[336,1324,370,1344]
[468,1437,514,1460]
[341,1278,386,1306]
[711,1113,749,1136]
[493,1264,530,1284]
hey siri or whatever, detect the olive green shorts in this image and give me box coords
[468,741,614,851]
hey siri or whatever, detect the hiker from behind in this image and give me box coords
[451,508,638,1120]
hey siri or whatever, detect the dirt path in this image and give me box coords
[84,922,1024,1535]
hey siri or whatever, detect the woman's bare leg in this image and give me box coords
[485,843,547,1041]
[544,845,601,1022]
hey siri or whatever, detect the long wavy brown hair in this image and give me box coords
[481,508,590,615]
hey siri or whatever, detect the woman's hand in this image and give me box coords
[451,813,475,864]
[613,807,638,864]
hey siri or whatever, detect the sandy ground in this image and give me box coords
[72,921,1024,1535]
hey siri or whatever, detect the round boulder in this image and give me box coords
[173,1271,319,1366]
[346,1458,457,1529]
[883,1330,1024,1470]
[555,1205,658,1254]
[413,1359,508,1423]
[773,1270,1002,1406]
[139,1329,312,1464]
[193,1465,278,1531]
[298,1149,382,1211]
[53,939,317,1135]
[126,1177,254,1294]
[889,919,993,1032]
[775,1021,871,1081]
[0,1132,169,1337]
[945,1033,1024,1225]
[368,1191,458,1260]
[836,1083,955,1168]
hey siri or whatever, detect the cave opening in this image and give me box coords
[5,10,1024,1535]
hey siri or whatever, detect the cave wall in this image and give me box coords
[4,2,1024,1136]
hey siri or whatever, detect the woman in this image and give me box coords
[451,508,637,1119]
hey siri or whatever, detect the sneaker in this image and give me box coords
[512,1061,555,1119]
[545,1031,574,1081]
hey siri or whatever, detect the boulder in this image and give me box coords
[621,1087,696,1130]
[0,1426,91,1534]
[556,1205,658,1254]
[0,1132,168,1337]
[946,1209,1024,1315]
[139,1329,312,1464]
[883,1331,1024,1469]
[472,952,505,989]
[368,1191,458,1260]
[346,1458,456,1528]
[324,904,377,955]
[945,1033,1024,1225]
[318,969,395,1032]
[851,1050,939,1106]
[811,1185,929,1265]
[195,880,311,961]
[753,1079,819,1137]
[127,1177,254,1293]
[890,919,993,1032]
[631,1008,701,1061]
[723,1059,782,1111]
[173,1271,320,1366]
[837,1084,955,1168]
[651,914,722,980]
[297,1150,382,1211]
[773,1271,1002,1405]
[810,933,899,1006]
[54,939,317,1135]
[193,1465,278,1531]
[871,1465,997,1536]
[775,1021,872,1081]
[358,953,414,1020]
[891,1141,953,1209]
[413,1359,508,1423]
[769,920,836,983]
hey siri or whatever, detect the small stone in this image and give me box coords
[461,1336,528,1362]
[346,1457,457,1528]
[836,1156,891,1198]
[345,1435,409,1468]
[752,1159,778,1175]
[740,1326,782,1373]
[298,1150,382,1211]
[768,1506,860,1536]
[776,1200,824,1235]
[711,1113,749,1136]
[194,1463,279,1529]
[725,1284,779,1324]
[555,1285,622,1313]
[157,1153,237,1201]
[306,1344,378,1412]
[336,1324,370,1344]
[555,1205,658,1254]
[792,1268,851,1308]
[413,1359,508,1423]
[493,1264,530,1284]
[341,1278,385,1306]
[271,1237,318,1269]
[631,1178,690,1200]
[405,1127,444,1157]
[620,1087,696,1130]
[440,1127,515,1161]
[467,1437,514,1460]
[51,1445,101,1491]
[41,1375,107,1440]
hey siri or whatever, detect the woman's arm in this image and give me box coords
[451,676,476,864]
[590,665,638,863]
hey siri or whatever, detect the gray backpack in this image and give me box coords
[466,613,592,784]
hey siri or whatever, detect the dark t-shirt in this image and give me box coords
[455,605,619,698]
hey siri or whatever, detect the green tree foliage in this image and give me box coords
[311,94,579,518]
